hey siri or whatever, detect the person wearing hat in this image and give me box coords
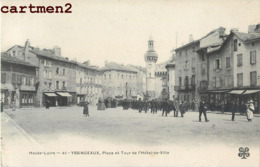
[231,100,236,121]
[199,101,209,122]
[83,100,90,117]
[246,100,254,122]
[1,99,3,112]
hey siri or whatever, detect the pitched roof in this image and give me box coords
[174,40,200,51]
[1,53,37,68]
[126,64,146,72]
[233,31,260,43]
[76,62,100,71]
[174,27,226,52]
[30,50,77,64]
[100,62,137,73]
[207,31,260,54]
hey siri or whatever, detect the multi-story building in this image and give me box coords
[174,39,199,102]
[76,61,103,105]
[1,53,37,108]
[6,40,77,107]
[175,27,226,102]
[125,65,146,99]
[203,26,260,110]
[101,62,137,99]
[165,53,176,100]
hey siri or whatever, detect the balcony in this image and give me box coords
[174,86,187,91]
[188,84,196,90]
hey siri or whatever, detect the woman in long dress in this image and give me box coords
[246,100,254,122]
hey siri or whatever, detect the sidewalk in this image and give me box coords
[1,111,41,147]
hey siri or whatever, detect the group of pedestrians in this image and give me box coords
[76,97,256,121]
[133,99,191,118]
[129,98,256,122]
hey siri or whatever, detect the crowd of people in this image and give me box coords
[78,97,256,122]
[122,98,198,118]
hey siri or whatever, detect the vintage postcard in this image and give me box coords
[1,0,260,166]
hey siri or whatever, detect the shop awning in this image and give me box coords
[208,90,229,93]
[242,90,260,94]
[56,92,72,97]
[44,93,57,97]
[228,90,245,94]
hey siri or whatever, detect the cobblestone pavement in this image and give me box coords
[1,106,260,167]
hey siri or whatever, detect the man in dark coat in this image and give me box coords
[1,99,3,112]
[179,101,185,117]
[199,101,209,122]
[83,101,89,116]
[138,99,143,113]
[162,100,169,117]
[46,99,50,109]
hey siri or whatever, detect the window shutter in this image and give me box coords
[1,73,6,83]
[213,60,216,70]
[250,52,252,64]
[219,59,222,69]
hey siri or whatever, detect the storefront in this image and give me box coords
[207,90,230,111]
[43,92,57,107]
[229,89,260,114]
[20,91,36,108]
[1,89,9,108]
[56,92,72,106]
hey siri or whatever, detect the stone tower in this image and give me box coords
[144,36,158,99]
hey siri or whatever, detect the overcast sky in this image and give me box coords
[1,0,260,67]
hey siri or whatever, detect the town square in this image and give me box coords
[1,105,260,166]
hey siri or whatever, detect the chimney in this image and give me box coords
[248,24,260,33]
[53,46,61,57]
[83,60,90,66]
[189,35,193,42]
[24,39,30,61]
[218,27,226,36]
[230,28,239,32]
[105,60,108,66]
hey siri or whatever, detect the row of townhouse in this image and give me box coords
[1,40,103,108]
[174,24,260,111]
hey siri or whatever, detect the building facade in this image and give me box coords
[6,40,77,107]
[174,40,200,102]
[76,62,103,105]
[1,53,37,108]
[101,62,137,99]
[175,27,226,102]
[126,65,146,99]
[165,53,176,100]
[194,24,260,112]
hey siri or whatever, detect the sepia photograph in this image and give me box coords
[1,0,260,166]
